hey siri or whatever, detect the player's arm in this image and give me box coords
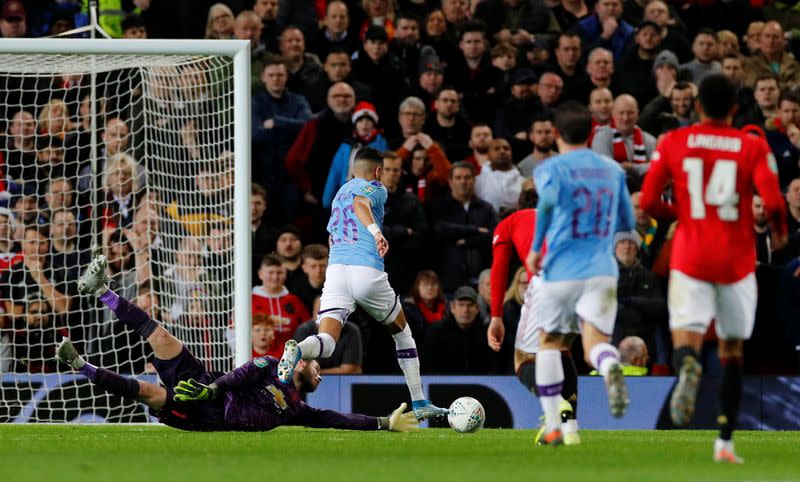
[290,402,419,432]
[639,141,678,220]
[753,145,789,247]
[488,227,513,351]
[527,167,556,274]
[352,194,389,257]
[173,360,261,402]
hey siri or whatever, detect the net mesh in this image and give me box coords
[0,53,236,422]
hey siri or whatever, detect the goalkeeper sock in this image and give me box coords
[93,367,141,399]
[102,292,158,339]
[298,332,335,359]
[561,350,578,413]
[589,343,621,378]
[392,324,424,401]
[536,349,564,432]
[718,356,743,441]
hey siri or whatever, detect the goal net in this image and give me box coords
[0,40,251,423]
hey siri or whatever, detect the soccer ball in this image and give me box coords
[447,397,485,433]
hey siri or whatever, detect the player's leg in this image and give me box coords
[576,276,627,418]
[536,331,566,445]
[278,265,351,383]
[56,337,167,409]
[667,270,715,426]
[78,254,183,360]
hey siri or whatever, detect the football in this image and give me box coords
[447,397,485,433]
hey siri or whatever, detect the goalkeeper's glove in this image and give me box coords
[173,378,218,402]
[386,402,419,432]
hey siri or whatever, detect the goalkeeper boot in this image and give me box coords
[713,438,744,464]
[559,399,581,446]
[670,355,702,426]
[56,337,85,370]
[606,362,629,418]
[78,254,110,295]
[411,400,449,421]
[277,339,302,384]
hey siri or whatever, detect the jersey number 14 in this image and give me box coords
[682,158,740,221]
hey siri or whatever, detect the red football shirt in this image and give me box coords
[640,121,787,284]
[252,287,310,358]
[490,209,536,317]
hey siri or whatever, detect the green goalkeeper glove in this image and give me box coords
[173,379,218,402]
[388,402,419,433]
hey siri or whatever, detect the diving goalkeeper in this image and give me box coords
[56,254,417,433]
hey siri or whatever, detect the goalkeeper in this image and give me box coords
[56,254,417,433]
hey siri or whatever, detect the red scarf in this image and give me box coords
[588,118,613,146]
[612,125,648,165]
[417,299,445,324]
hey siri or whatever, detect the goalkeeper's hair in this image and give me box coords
[354,147,384,170]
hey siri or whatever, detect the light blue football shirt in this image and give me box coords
[531,148,635,281]
[327,177,387,271]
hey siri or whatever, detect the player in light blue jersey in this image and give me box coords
[526,102,636,446]
[277,147,448,421]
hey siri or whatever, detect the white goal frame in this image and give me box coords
[0,38,253,368]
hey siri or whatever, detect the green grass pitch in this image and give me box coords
[2,426,799,482]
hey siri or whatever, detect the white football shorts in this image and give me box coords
[317,264,401,325]
[668,270,756,340]
[515,275,543,354]
[534,275,618,336]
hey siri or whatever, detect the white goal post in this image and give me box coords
[0,38,252,422]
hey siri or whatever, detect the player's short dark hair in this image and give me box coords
[449,161,475,178]
[354,146,383,168]
[553,101,593,144]
[261,253,283,268]
[302,243,328,262]
[518,189,538,209]
[458,19,485,41]
[251,182,267,200]
[698,74,737,120]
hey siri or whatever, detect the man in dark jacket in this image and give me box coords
[430,162,497,293]
[352,25,408,128]
[424,286,499,374]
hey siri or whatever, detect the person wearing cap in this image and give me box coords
[322,101,389,208]
[642,0,691,62]
[313,0,358,61]
[743,21,800,90]
[0,0,27,38]
[574,0,633,62]
[412,48,445,111]
[280,26,324,97]
[252,54,312,209]
[424,88,471,162]
[617,21,661,108]
[611,230,665,363]
[423,285,500,374]
[352,24,407,124]
[445,20,501,124]
[495,68,543,144]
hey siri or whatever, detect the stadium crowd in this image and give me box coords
[0,0,798,378]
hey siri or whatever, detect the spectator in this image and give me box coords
[252,254,309,358]
[358,0,397,42]
[548,33,590,103]
[430,162,497,292]
[500,266,528,368]
[743,20,764,56]
[423,286,497,374]
[412,49,445,111]
[351,25,407,130]
[252,55,312,207]
[538,72,564,109]
[721,54,750,109]
[679,29,722,86]
[462,124,493,174]
[475,0,556,47]
[441,0,471,43]
[291,243,328,312]
[786,178,800,250]
[38,99,76,141]
[234,11,267,90]
[164,236,211,325]
[293,295,363,374]
[619,336,649,374]
[551,0,591,32]
[642,0,691,62]
[612,231,666,362]
[640,81,697,135]
[121,14,147,39]
[391,12,423,83]
[381,151,428,295]
[0,208,21,273]
[631,191,666,268]
[275,225,304,292]
[495,68,543,144]
[404,270,448,329]
[253,0,280,52]
[204,3,235,39]
[717,30,740,58]
[280,26,324,97]
[4,110,36,184]
[421,9,454,64]
[517,116,557,176]
[617,21,661,107]
[0,0,27,38]
[305,50,371,113]
[313,1,357,60]
[14,295,66,373]
[765,91,800,190]
[736,74,780,128]
[322,101,388,208]
[490,43,518,89]
[100,153,141,235]
[591,94,656,188]
[123,204,165,291]
[475,139,526,215]
[574,0,633,62]
[743,21,800,89]
[445,20,500,124]
[477,268,492,323]
[584,47,618,94]
[588,87,614,140]
[251,183,278,282]
[277,0,319,42]
[49,208,87,276]
[77,117,139,195]
[424,88,471,162]
[251,313,276,358]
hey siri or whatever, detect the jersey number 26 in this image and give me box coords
[682,158,740,221]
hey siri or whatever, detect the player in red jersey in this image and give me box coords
[486,189,580,445]
[640,74,788,464]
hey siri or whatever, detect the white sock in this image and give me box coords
[562,419,579,435]
[536,349,564,431]
[393,324,425,401]
[589,343,621,378]
[297,332,336,359]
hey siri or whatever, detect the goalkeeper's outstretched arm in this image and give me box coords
[291,403,419,432]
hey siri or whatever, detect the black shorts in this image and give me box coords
[151,347,226,431]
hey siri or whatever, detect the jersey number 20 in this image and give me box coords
[682,158,739,221]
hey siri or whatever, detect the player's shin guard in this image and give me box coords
[718,356,743,441]
[100,290,158,339]
[298,333,336,359]
[393,324,425,401]
[91,367,141,400]
[536,349,564,432]
[589,343,621,378]
[561,350,578,413]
